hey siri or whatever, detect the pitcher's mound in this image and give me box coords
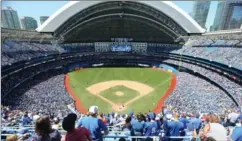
[115,91,124,96]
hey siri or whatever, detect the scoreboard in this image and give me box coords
[111,44,132,52]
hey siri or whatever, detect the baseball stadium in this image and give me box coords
[1,1,242,141]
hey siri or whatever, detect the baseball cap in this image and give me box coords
[148,112,155,120]
[89,106,98,114]
[129,111,134,116]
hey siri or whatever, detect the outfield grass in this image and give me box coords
[68,67,172,113]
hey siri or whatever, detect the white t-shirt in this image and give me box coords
[228,113,239,123]
[207,123,227,141]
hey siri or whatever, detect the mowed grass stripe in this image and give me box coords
[68,67,172,113]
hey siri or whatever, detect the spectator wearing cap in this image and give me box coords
[28,116,61,141]
[129,111,134,118]
[144,112,158,136]
[229,115,242,141]
[62,113,91,141]
[77,106,108,141]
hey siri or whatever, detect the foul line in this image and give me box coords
[152,68,177,113]
[64,74,88,113]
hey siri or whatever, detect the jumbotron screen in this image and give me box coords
[111,45,132,52]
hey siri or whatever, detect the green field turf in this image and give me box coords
[68,67,172,113]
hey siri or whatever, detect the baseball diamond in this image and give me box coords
[2,1,242,140]
[65,67,176,113]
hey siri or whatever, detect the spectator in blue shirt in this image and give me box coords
[189,113,202,134]
[230,115,242,141]
[179,113,189,129]
[22,113,31,126]
[77,106,108,141]
[131,114,145,136]
[144,112,158,136]
[167,113,184,139]
[155,116,161,130]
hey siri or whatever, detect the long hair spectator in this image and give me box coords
[29,116,61,141]
[201,114,227,141]
[6,134,18,141]
[98,112,107,124]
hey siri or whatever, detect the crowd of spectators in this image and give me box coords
[164,59,242,106]
[2,60,239,121]
[187,39,241,47]
[2,61,60,96]
[2,73,73,117]
[165,72,236,113]
[2,39,242,141]
[2,105,242,141]
[172,39,242,69]
[2,39,242,70]
[1,41,65,66]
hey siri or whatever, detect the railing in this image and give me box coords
[2,126,231,141]
[1,133,195,141]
